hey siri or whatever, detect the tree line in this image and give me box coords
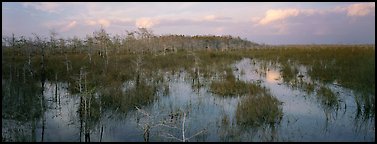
[2,28,260,56]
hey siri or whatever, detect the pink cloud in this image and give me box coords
[45,20,77,32]
[85,19,111,27]
[203,15,216,21]
[346,2,375,16]
[200,15,232,22]
[98,19,111,27]
[135,18,159,28]
[259,9,300,25]
[61,21,77,32]
[257,2,375,26]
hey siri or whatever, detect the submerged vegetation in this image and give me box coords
[2,28,375,142]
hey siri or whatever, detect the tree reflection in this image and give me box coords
[2,79,45,142]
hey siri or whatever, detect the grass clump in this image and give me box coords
[101,78,157,114]
[317,86,338,108]
[209,69,264,97]
[236,91,283,127]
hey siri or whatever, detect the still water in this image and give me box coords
[2,58,374,142]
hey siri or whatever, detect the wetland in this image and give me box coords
[2,29,375,142]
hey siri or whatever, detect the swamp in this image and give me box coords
[2,28,375,142]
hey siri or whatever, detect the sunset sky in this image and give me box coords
[2,2,375,44]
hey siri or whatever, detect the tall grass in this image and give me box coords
[236,87,283,127]
[209,68,265,97]
[317,86,339,110]
[249,45,375,96]
[2,29,374,141]
[248,45,375,117]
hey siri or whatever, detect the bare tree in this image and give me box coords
[132,55,144,87]
[135,106,207,142]
[49,29,58,54]
[93,26,111,70]
[84,35,95,64]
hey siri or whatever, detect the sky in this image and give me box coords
[2,2,375,45]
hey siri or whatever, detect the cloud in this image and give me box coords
[203,15,216,21]
[45,20,78,32]
[201,15,232,22]
[258,2,375,26]
[213,27,225,35]
[256,2,375,29]
[251,17,261,23]
[85,19,112,27]
[22,2,60,13]
[145,14,232,28]
[5,2,375,44]
[98,19,111,27]
[61,21,77,32]
[249,3,374,43]
[259,9,300,25]
[85,20,97,26]
[135,18,160,28]
[346,2,375,16]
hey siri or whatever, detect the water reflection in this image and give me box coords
[2,79,43,142]
[233,58,374,141]
[266,70,281,84]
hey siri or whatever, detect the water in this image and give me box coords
[232,58,374,141]
[2,58,375,142]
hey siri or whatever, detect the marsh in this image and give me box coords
[2,38,375,141]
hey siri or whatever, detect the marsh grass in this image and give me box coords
[303,82,315,94]
[317,86,339,109]
[3,45,374,112]
[355,94,375,119]
[209,69,264,97]
[2,42,375,142]
[246,45,375,117]
[251,45,375,95]
[209,71,249,96]
[100,78,157,114]
[236,89,283,128]
[3,45,373,118]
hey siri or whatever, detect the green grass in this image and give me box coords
[101,78,157,114]
[209,69,265,97]
[2,44,374,123]
[249,45,375,96]
[247,45,375,117]
[317,86,339,109]
[236,89,283,127]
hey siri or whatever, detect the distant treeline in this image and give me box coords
[2,28,260,55]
